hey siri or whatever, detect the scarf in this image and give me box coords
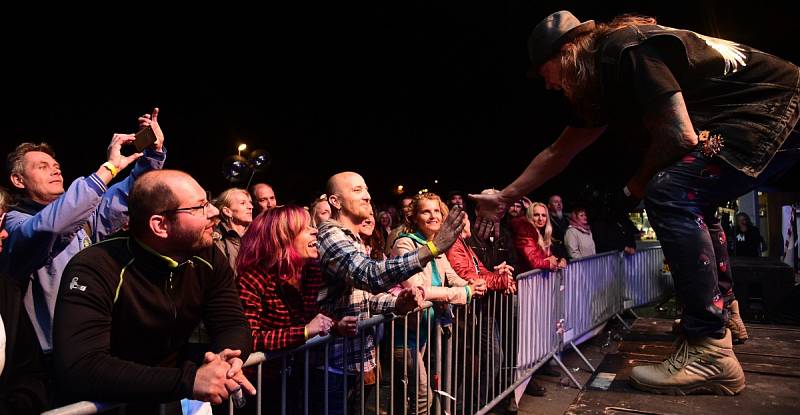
[568,212,591,234]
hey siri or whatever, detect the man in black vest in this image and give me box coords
[472,10,800,395]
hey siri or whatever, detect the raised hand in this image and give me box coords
[431,205,466,253]
[137,107,164,151]
[106,134,143,172]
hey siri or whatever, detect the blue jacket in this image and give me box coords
[0,149,166,352]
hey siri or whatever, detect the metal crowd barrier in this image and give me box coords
[552,251,621,386]
[44,247,669,415]
[622,246,670,311]
[561,251,622,345]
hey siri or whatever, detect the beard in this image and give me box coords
[171,223,213,255]
[343,202,371,222]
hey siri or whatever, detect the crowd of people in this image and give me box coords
[0,111,643,414]
[2,7,799,415]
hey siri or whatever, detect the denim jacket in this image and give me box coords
[598,25,800,177]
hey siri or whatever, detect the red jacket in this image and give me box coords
[509,217,553,272]
[445,238,509,291]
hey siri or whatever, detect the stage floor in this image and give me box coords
[565,318,800,415]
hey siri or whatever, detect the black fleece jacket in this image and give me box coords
[53,235,250,405]
[0,275,48,415]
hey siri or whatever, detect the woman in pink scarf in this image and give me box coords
[565,207,596,259]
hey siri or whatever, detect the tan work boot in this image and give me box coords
[629,329,746,396]
[726,299,749,344]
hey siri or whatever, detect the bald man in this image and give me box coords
[53,170,254,414]
[314,171,466,414]
[250,182,276,215]
[318,172,466,293]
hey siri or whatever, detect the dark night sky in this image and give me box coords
[1,1,797,207]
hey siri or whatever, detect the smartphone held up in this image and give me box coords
[133,125,157,152]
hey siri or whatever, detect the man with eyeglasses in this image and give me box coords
[0,109,166,359]
[52,169,255,413]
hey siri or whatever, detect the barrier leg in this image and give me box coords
[258,359,263,415]
[614,313,631,329]
[569,341,595,372]
[551,354,583,390]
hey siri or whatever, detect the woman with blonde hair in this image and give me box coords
[308,194,331,227]
[212,187,253,274]
[390,192,486,414]
[510,201,566,272]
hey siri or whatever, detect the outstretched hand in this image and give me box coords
[469,192,510,240]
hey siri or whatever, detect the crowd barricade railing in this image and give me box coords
[44,247,671,414]
[560,251,622,346]
[554,251,622,386]
[621,246,670,313]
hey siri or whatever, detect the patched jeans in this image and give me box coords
[644,128,800,339]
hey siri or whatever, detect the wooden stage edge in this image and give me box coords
[565,318,800,415]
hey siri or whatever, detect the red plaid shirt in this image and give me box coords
[237,262,325,352]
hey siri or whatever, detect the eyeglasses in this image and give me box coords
[159,201,211,217]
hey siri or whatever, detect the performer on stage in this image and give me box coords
[471,10,800,395]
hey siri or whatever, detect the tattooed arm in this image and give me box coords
[625,92,698,198]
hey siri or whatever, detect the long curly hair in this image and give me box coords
[401,192,449,236]
[360,204,386,260]
[559,14,658,124]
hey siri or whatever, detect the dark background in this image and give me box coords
[1,1,797,208]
